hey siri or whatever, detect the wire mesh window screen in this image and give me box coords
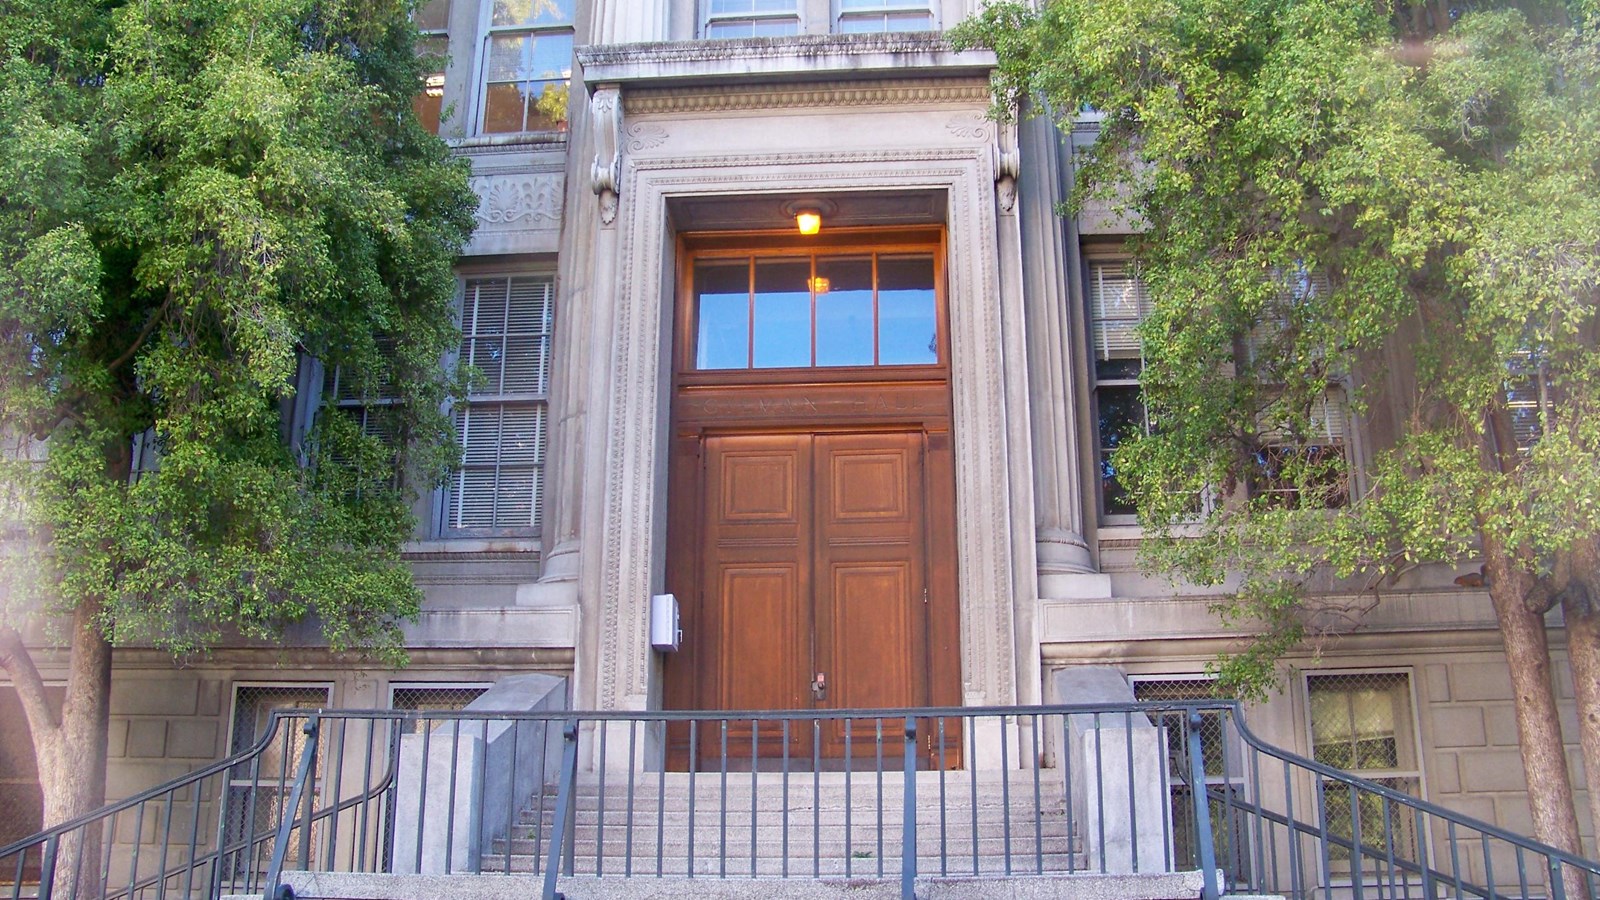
[0,685,58,882]
[390,684,490,735]
[1133,679,1252,885]
[448,275,553,536]
[1306,672,1422,869]
[224,685,330,879]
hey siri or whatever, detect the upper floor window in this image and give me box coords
[480,0,574,133]
[1086,257,1150,518]
[1249,387,1350,509]
[445,275,554,536]
[413,0,452,134]
[836,0,934,32]
[704,0,801,37]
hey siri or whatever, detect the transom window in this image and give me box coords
[480,0,574,133]
[692,252,939,371]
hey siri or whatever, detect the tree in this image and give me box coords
[957,0,1600,865]
[0,0,475,887]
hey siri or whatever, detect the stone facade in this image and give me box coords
[2,0,1591,860]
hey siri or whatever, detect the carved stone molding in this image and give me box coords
[590,150,1020,712]
[471,174,564,228]
[579,32,957,69]
[946,112,993,142]
[591,86,623,226]
[626,79,992,116]
[626,122,668,152]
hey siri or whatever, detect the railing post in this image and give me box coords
[542,720,579,900]
[264,715,319,900]
[902,717,917,900]
[1186,711,1219,900]
[36,833,58,900]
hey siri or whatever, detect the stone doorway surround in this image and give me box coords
[571,39,1037,767]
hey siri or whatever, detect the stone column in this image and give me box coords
[1017,114,1096,590]
[993,116,1044,715]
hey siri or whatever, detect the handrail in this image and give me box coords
[0,709,306,862]
[7,700,1600,900]
[1226,700,1600,877]
[264,716,321,900]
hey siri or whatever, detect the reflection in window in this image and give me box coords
[481,0,573,133]
[413,0,451,134]
[837,0,934,33]
[704,0,801,37]
[692,253,937,371]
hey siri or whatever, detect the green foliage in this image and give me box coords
[956,1,1600,697]
[0,0,477,662]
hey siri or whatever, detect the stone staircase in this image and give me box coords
[484,769,1084,878]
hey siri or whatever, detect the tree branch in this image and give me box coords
[105,294,172,374]
[0,625,61,740]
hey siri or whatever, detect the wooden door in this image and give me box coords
[813,432,927,758]
[668,428,932,763]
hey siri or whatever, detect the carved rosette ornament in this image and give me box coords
[590,86,623,226]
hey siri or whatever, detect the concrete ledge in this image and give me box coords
[251,870,1226,900]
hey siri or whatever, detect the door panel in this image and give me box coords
[703,435,812,727]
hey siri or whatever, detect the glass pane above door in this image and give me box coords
[691,250,941,371]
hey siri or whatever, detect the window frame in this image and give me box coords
[412,0,453,135]
[435,271,556,539]
[1300,669,1428,882]
[1130,675,1254,886]
[675,228,949,387]
[701,0,803,37]
[834,0,937,33]
[470,0,575,136]
[223,682,334,878]
[1084,253,1151,524]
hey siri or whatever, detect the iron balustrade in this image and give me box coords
[3,701,1598,900]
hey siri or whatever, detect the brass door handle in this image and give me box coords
[811,672,827,702]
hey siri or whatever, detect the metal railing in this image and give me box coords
[3,701,1598,900]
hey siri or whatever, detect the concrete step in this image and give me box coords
[477,852,1087,877]
[492,826,1081,851]
[264,870,1227,899]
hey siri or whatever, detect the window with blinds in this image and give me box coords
[445,275,552,536]
[1086,258,1150,518]
[1246,267,1351,509]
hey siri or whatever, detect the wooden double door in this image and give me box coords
[664,420,960,765]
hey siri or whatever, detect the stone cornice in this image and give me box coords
[623,77,992,115]
[577,33,996,87]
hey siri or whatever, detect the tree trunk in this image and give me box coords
[0,596,113,897]
[1484,541,1587,896]
[1563,536,1600,854]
